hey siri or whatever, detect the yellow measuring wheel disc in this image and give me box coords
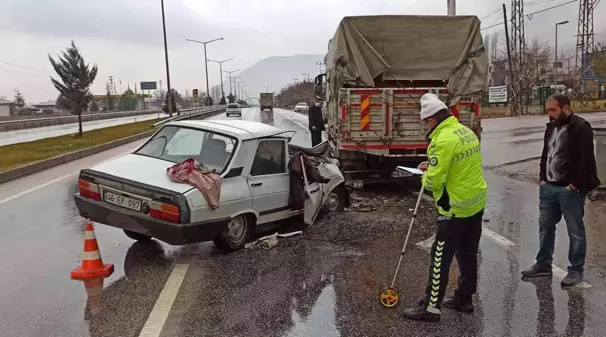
[379,286,400,308]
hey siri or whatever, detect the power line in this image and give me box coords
[482,0,578,31]
[0,61,51,74]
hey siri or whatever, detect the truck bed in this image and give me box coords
[330,87,480,157]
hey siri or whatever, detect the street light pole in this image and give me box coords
[208,58,233,102]
[185,37,224,105]
[232,76,242,99]
[224,69,240,96]
[555,20,569,93]
[160,0,173,117]
[447,0,456,15]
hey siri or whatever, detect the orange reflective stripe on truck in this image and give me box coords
[360,95,371,131]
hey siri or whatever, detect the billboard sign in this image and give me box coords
[488,85,508,103]
[192,89,199,107]
[140,82,157,90]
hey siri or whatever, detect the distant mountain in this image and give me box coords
[214,54,324,101]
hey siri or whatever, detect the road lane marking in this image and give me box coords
[138,263,189,337]
[0,149,133,205]
[275,110,310,132]
[411,189,592,288]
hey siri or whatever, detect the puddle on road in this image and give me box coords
[283,281,340,337]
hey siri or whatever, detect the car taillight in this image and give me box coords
[149,202,180,223]
[78,179,101,201]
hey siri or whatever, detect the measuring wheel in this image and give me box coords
[588,190,600,201]
[379,285,400,308]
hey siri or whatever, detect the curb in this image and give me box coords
[0,131,155,184]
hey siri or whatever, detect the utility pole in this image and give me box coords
[185,37,224,105]
[510,0,527,115]
[447,0,456,15]
[503,4,516,117]
[555,21,570,93]
[160,0,173,117]
[574,0,596,100]
[208,58,233,102]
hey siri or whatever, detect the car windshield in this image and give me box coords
[135,125,237,173]
[296,103,307,106]
[227,104,239,108]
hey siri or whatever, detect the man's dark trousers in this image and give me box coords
[536,183,587,273]
[311,130,322,147]
[423,210,483,312]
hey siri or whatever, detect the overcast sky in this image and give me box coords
[0,0,603,103]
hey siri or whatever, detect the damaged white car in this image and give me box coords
[74,120,348,252]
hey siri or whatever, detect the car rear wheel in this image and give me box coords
[213,214,254,252]
[123,229,152,242]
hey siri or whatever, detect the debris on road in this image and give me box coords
[245,231,303,250]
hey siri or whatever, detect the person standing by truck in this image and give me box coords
[403,93,487,323]
[308,101,324,147]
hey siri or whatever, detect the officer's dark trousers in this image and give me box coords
[423,210,484,312]
[311,130,322,147]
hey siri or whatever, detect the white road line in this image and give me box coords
[412,189,592,288]
[275,110,310,132]
[0,149,133,205]
[138,263,189,337]
[482,228,517,246]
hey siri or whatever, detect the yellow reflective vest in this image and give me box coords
[422,116,487,218]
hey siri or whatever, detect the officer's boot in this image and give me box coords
[442,294,474,313]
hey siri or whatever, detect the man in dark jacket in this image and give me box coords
[522,93,600,287]
[308,101,324,147]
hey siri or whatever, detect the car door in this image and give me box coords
[247,139,290,224]
[300,158,324,226]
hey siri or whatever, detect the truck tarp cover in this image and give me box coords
[326,15,488,98]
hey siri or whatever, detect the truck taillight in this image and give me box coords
[78,179,101,201]
[149,202,180,223]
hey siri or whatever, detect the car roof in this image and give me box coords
[169,119,290,140]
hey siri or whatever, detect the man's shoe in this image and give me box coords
[402,306,440,322]
[521,264,553,277]
[442,296,474,313]
[561,272,583,287]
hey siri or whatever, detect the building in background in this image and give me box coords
[0,99,16,117]
[33,100,64,114]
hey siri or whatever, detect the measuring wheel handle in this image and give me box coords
[379,285,400,308]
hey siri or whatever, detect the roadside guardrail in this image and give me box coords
[152,105,226,128]
[0,109,162,132]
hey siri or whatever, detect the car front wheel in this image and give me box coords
[123,229,152,242]
[323,184,347,213]
[213,214,254,252]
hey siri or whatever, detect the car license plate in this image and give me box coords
[103,191,141,211]
[391,170,412,178]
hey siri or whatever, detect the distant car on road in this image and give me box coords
[294,102,309,113]
[74,120,348,252]
[226,103,242,117]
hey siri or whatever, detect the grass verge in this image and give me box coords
[0,118,163,173]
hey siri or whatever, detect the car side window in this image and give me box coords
[250,139,286,176]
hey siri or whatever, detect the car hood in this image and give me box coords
[88,154,194,194]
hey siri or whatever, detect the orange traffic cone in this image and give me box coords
[71,220,114,280]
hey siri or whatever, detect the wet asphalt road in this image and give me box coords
[2,108,606,336]
[0,112,161,146]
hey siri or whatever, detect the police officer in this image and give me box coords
[403,93,487,323]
